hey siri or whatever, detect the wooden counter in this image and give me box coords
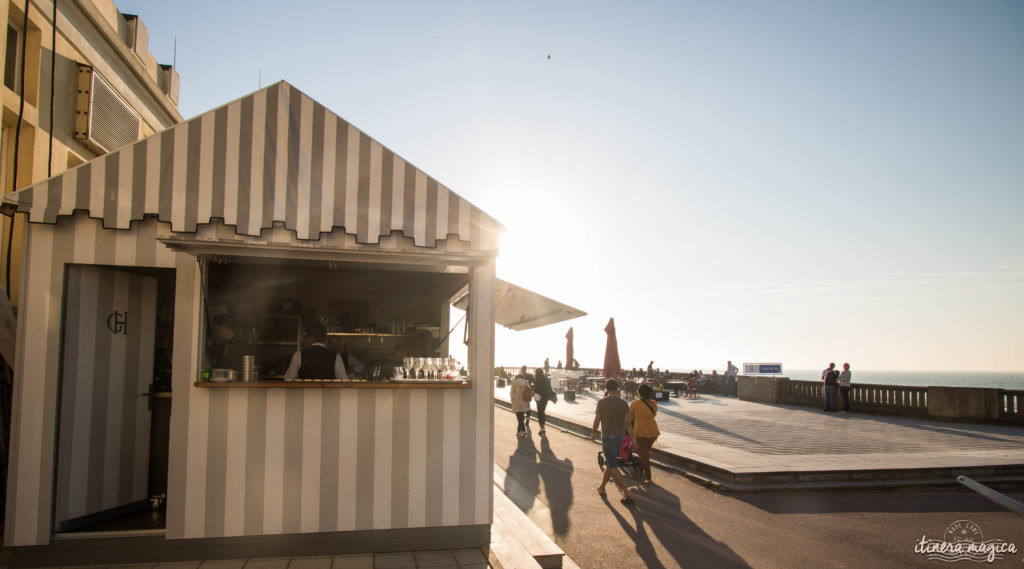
[195,379,471,389]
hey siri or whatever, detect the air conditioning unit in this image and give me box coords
[74,64,141,153]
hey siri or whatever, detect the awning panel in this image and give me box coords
[453,279,586,331]
[2,82,503,251]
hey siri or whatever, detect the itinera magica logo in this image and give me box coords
[914,520,1018,563]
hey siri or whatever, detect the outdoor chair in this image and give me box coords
[685,377,701,399]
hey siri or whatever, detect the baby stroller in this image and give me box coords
[597,434,642,476]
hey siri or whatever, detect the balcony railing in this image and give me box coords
[1001,390,1023,421]
[779,380,928,416]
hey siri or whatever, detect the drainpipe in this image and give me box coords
[5,0,31,299]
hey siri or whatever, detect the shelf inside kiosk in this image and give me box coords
[201,256,470,386]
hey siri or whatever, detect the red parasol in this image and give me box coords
[603,318,621,379]
[565,327,574,369]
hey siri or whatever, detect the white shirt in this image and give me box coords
[342,352,367,376]
[284,343,348,380]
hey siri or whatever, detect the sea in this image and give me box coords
[726,369,1024,390]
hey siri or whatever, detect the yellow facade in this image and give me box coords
[0,0,182,306]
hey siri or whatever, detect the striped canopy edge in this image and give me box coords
[1,81,504,251]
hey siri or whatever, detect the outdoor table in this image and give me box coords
[662,379,688,397]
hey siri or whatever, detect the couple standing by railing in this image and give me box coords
[822,362,853,412]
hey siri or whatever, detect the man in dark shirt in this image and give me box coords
[823,362,840,412]
[591,379,634,504]
[211,314,250,375]
[285,323,347,380]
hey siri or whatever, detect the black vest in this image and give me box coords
[298,345,336,379]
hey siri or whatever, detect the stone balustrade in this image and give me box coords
[738,376,1023,424]
[496,366,1023,425]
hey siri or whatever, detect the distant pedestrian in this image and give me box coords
[726,360,738,397]
[511,373,533,437]
[591,379,634,504]
[533,369,557,436]
[838,363,852,412]
[630,384,660,485]
[823,363,839,412]
[647,361,654,376]
[544,357,550,374]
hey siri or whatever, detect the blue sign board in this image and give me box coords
[743,362,783,375]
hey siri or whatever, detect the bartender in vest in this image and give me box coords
[284,322,348,380]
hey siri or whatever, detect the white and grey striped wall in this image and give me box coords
[4,212,496,547]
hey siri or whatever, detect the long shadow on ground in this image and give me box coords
[539,435,574,536]
[503,424,576,536]
[504,429,541,512]
[654,407,763,445]
[604,484,752,569]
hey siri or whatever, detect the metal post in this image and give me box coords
[957,475,1024,518]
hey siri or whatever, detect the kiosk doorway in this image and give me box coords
[52,265,175,533]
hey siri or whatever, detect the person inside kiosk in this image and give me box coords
[284,322,349,380]
[210,314,252,375]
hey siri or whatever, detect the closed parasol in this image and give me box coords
[565,327,574,370]
[603,318,621,379]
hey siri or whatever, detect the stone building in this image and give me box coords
[1,0,181,304]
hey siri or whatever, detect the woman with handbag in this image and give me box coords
[629,383,661,484]
[533,369,557,436]
[510,373,534,438]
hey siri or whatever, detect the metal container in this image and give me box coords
[241,355,255,382]
[210,368,236,382]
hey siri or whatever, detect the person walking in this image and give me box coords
[510,372,533,438]
[629,384,660,485]
[726,360,739,397]
[533,369,557,436]
[838,363,852,413]
[823,363,839,412]
[591,379,634,504]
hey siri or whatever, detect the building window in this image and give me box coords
[4,22,22,94]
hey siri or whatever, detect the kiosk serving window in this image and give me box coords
[202,256,469,383]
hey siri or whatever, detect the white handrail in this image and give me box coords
[957,476,1024,518]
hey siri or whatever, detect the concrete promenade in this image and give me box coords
[495,385,1024,488]
[491,406,1024,569]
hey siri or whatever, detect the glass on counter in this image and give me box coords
[399,356,462,381]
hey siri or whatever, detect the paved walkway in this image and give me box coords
[491,406,1024,569]
[496,386,1024,475]
[0,550,490,569]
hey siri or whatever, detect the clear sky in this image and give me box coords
[119,0,1024,372]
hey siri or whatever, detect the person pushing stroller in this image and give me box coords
[591,379,634,504]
